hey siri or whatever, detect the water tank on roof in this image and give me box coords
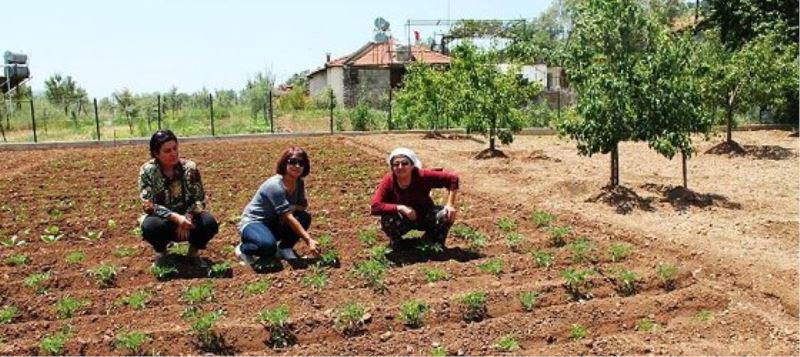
[4,51,27,64]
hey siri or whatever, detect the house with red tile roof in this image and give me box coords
[308,38,450,107]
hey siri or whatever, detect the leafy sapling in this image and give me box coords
[398,299,429,328]
[259,305,295,347]
[458,291,488,322]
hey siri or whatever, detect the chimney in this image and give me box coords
[326,52,331,63]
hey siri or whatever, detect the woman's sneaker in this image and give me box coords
[235,244,256,266]
[275,247,298,260]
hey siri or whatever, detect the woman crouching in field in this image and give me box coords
[236,147,319,265]
[371,147,460,249]
[138,130,219,266]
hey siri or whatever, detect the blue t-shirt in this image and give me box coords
[239,174,307,232]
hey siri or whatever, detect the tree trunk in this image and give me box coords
[681,150,688,189]
[0,109,6,142]
[726,104,733,143]
[489,115,496,152]
[610,143,620,187]
[127,114,133,135]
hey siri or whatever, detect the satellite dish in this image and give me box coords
[374,32,389,43]
[374,17,390,32]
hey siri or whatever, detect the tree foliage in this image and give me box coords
[394,62,454,130]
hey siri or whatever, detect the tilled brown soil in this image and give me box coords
[0,134,796,355]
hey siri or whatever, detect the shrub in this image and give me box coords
[494,335,520,352]
[352,259,388,292]
[335,302,367,336]
[458,291,488,322]
[0,305,18,324]
[478,258,504,278]
[54,296,88,319]
[419,267,450,283]
[530,250,555,268]
[607,242,632,262]
[349,102,374,131]
[87,263,118,288]
[114,330,151,355]
[191,310,225,351]
[398,299,429,328]
[656,263,679,290]
[563,268,594,299]
[259,305,295,347]
[531,211,554,228]
[519,291,540,312]
[4,253,30,266]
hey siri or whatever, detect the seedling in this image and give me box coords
[259,305,295,347]
[208,262,232,278]
[352,259,387,292]
[504,232,525,252]
[316,234,339,268]
[0,305,18,324]
[416,241,444,255]
[24,271,51,294]
[181,306,200,321]
[566,236,595,263]
[113,246,138,258]
[548,226,571,247]
[107,219,117,229]
[40,226,63,243]
[367,245,392,267]
[570,324,588,340]
[656,263,679,290]
[607,242,632,262]
[335,302,368,336]
[519,291,540,312]
[54,296,88,319]
[242,278,271,295]
[168,243,189,256]
[302,266,329,290]
[637,318,659,332]
[39,326,73,355]
[0,235,26,247]
[80,230,104,242]
[221,244,235,255]
[563,268,594,299]
[191,310,225,351]
[4,253,30,266]
[530,250,555,268]
[65,251,86,264]
[419,267,450,283]
[477,258,505,278]
[451,224,488,251]
[48,208,63,220]
[115,330,152,355]
[458,291,488,322]
[398,299,429,328]
[431,345,447,356]
[495,217,517,233]
[531,211,554,228]
[615,269,638,296]
[151,263,178,279]
[182,281,215,305]
[118,289,153,310]
[695,309,714,322]
[358,228,378,247]
[87,263,118,288]
[494,335,520,352]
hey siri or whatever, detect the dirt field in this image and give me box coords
[0,130,796,355]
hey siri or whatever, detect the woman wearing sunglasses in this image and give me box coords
[236,146,319,265]
[139,130,219,266]
[371,147,460,248]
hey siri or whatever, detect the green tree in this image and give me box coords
[394,61,454,131]
[448,42,540,157]
[113,88,138,134]
[44,74,85,120]
[241,70,274,119]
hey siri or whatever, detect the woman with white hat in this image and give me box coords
[370,147,460,248]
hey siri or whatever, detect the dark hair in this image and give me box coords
[275,146,310,177]
[149,130,178,158]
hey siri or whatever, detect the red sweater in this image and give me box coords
[371,168,460,216]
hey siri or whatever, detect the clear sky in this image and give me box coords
[5,0,551,98]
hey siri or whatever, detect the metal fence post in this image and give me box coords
[268,89,274,134]
[0,103,6,142]
[157,94,162,130]
[209,93,215,136]
[29,99,37,143]
[263,96,269,131]
[93,98,100,141]
[387,88,393,131]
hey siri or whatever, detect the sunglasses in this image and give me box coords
[391,160,411,168]
[287,158,304,167]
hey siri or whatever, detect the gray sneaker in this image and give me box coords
[235,244,256,266]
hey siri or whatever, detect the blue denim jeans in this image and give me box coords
[240,211,311,258]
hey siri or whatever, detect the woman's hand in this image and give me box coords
[306,237,320,256]
[444,204,458,223]
[398,205,417,221]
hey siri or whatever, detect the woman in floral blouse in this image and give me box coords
[138,130,218,266]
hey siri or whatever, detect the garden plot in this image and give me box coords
[0,135,796,355]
